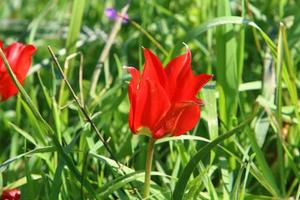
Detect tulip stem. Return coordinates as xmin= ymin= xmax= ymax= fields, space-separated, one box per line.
xmin=143 ymin=138 xmax=155 ymax=198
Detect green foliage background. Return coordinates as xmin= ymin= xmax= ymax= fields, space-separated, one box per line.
xmin=1 ymin=0 xmax=300 ymax=199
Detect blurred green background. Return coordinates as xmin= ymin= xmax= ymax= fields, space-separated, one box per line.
xmin=1 ymin=0 xmax=300 ymax=199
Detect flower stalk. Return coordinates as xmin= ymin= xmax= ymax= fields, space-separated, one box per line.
xmin=143 ymin=138 xmax=155 ymax=198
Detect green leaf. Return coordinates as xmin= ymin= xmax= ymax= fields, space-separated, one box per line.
xmin=172 ymin=109 xmax=257 ymax=200
xmin=8 ymin=122 xmax=37 ymax=146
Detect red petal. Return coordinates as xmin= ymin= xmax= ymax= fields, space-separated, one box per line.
xmin=164 ymin=49 xmax=191 ymax=99
xmin=142 ymin=48 xmax=167 ymax=89
xmin=1 ymin=188 xmax=21 ymax=200
xmin=182 ymin=73 xmax=213 ymax=101
xmin=165 ymin=49 xmax=212 ymax=101
xmin=152 ymin=101 xmax=200 ymax=138
xmin=127 ymin=67 xmax=141 ymax=133
xmin=0 ymin=43 xmax=36 ymax=101
xmin=172 ymin=104 xmax=200 ymax=136
xmin=165 ymin=49 xmax=191 ymax=79
xmin=130 ymin=77 xmax=170 ymax=134
xmin=0 ymin=73 xmax=19 ymax=101
xmin=0 ymin=41 xmax=5 ymax=78
xmin=141 ymin=79 xmax=170 ymax=131
xmin=5 ymin=43 xmax=36 ymax=83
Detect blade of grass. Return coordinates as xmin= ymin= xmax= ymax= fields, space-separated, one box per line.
xmin=0 ymin=146 xmax=55 ymax=171
xmin=48 ymin=46 xmax=120 ymax=168
xmin=231 ymin=163 xmax=245 ymax=200
xmin=27 ymin=0 xmax=57 ymax=43
xmin=0 ymin=47 xmax=99 ymax=200
xmin=98 ymin=171 xmax=173 ymax=199
xmin=65 ymin=0 xmax=86 ymax=57
xmin=48 ymin=46 xmax=143 ymax=199
xmin=89 ymin=4 xmax=129 ymax=97
xmin=281 ymin=24 xmax=300 ymax=145
xmin=215 ymin=0 xmax=238 ymax=129
xmin=8 ymin=122 xmax=37 ymax=146
xmin=172 ymin=104 xmax=259 ymax=200
xmin=175 ymin=16 xmax=277 ymax=56
xmin=215 ymin=2 xmax=238 ymax=197
xmin=2 ymin=175 xmax=42 ymax=190
xmin=217 ymin=140 xmax=282 ymax=196
xmin=201 ymin=84 xmax=218 ymax=165
xmin=275 ymin=22 xmax=285 ymax=195
xmin=51 ymin=129 xmax=81 ymax=200
xmin=130 ymin=20 xmax=168 ymax=56
xmin=59 ymin=0 xmax=86 ymax=119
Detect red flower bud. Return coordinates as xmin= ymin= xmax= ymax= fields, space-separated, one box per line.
xmin=0 ymin=41 xmax=36 ymax=101
xmin=127 ymin=48 xmax=212 ymax=139
xmin=1 ymin=188 xmax=21 ymax=200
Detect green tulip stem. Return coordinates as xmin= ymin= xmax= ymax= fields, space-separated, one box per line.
xmin=143 ymin=137 xmax=155 ymax=198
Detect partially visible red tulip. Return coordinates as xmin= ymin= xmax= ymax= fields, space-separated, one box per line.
xmin=0 ymin=41 xmax=36 ymax=101
xmin=1 ymin=188 xmax=21 ymax=200
xmin=128 ymin=48 xmax=212 ymax=139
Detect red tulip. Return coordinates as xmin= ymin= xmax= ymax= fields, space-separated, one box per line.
xmin=0 ymin=41 xmax=36 ymax=101
xmin=1 ymin=188 xmax=21 ymax=200
xmin=128 ymin=48 xmax=212 ymax=139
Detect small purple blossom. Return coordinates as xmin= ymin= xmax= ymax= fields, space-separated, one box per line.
xmin=122 ymin=13 xmax=129 ymax=23
xmin=105 ymin=7 xmax=128 ymax=24
xmin=105 ymin=8 xmax=117 ymax=20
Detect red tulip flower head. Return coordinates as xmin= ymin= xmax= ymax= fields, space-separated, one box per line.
xmin=1 ymin=188 xmax=21 ymax=200
xmin=0 ymin=41 xmax=36 ymax=101
xmin=127 ymin=48 xmax=212 ymax=139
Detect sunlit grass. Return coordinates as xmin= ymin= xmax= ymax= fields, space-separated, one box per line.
xmin=1 ymin=0 xmax=300 ymax=199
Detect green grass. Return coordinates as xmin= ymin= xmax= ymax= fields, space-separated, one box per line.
xmin=1 ymin=0 xmax=300 ymax=199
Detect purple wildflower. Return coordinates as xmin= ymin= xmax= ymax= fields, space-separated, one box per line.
xmin=105 ymin=7 xmax=129 ymax=23
xmin=122 ymin=13 xmax=129 ymax=23
xmin=105 ymin=8 xmax=118 ymax=20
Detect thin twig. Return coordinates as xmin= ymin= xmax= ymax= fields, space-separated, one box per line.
xmin=48 ymin=45 xmax=142 ymax=199
xmin=130 ymin=20 xmax=168 ymax=56
xmin=48 ymin=46 xmax=119 ymax=166
xmin=0 ymin=45 xmax=98 ymax=199
xmin=89 ymin=4 xmax=130 ymax=97
xmin=79 ymin=52 xmax=84 ymax=106
xmin=58 ymin=52 xmax=84 ymax=107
